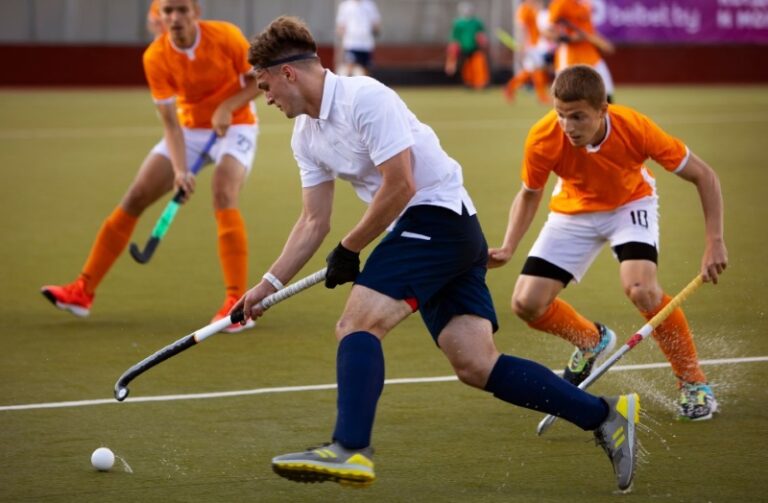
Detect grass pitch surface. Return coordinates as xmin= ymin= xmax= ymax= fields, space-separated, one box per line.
xmin=1 ymin=85 xmax=767 ymax=502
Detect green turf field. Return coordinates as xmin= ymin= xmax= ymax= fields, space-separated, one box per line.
xmin=1 ymin=85 xmax=767 ymax=502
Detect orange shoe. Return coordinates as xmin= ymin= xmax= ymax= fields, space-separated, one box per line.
xmin=41 ymin=278 xmax=93 ymax=318
xmin=211 ymin=296 xmax=255 ymax=334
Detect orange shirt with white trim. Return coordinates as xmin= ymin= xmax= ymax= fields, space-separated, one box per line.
xmin=143 ymin=20 xmax=256 ymax=128
xmin=517 ymin=3 xmax=540 ymax=47
xmin=522 ymin=104 xmax=689 ymax=214
xmin=549 ymin=0 xmax=600 ymax=66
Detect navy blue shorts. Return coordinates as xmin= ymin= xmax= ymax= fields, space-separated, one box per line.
xmin=355 ymin=205 xmax=499 ymax=343
xmin=344 ymin=49 xmax=373 ymax=68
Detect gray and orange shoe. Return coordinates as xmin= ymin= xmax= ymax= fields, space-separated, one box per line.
xmin=594 ymin=394 xmax=640 ymax=492
xmin=272 ymin=442 xmax=375 ymax=487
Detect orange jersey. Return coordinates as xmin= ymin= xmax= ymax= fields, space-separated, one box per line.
xmin=143 ymin=20 xmax=256 ymax=128
xmin=517 ymin=3 xmax=540 ymax=47
xmin=549 ymin=0 xmax=600 ymax=66
xmin=522 ymin=105 xmax=689 ymax=214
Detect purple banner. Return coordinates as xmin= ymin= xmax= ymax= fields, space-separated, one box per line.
xmin=591 ymin=0 xmax=768 ymax=44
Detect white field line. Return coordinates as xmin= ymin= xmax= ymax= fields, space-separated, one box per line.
xmin=1 ymin=113 xmax=766 ymax=140
xmin=1 ymin=356 xmax=766 ymax=412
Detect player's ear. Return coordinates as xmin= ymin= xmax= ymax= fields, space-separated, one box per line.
xmin=281 ymin=64 xmax=296 ymax=82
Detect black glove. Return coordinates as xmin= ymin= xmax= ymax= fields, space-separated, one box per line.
xmin=325 ymin=242 xmax=360 ymax=289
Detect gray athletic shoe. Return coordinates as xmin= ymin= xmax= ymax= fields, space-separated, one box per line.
xmin=563 ymin=323 xmax=617 ymax=386
xmin=271 ymin=442 xmax=375 ymax=487
xmin=594 ymin=394 xmax=640 ymax=492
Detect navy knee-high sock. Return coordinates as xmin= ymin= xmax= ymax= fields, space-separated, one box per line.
xmin=484 ymin=354 xmax=608 ymax=430
xmin=332 ymin=331 xmax=385 ymax=449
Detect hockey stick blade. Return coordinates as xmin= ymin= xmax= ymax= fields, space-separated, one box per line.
xmin=113 ymin=267 xmax=327 ymax=401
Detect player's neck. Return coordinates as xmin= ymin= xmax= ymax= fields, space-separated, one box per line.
xmin=589 ymin=118 xmax=608 ymax=147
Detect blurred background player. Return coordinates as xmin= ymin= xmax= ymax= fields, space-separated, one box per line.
xmin=335 ymin=0 xmax=381 ymax=76
xmin=503 ymin=0 xmax=552 ymax=104
xmin=146 ymin=0 xmax=164 ymax=37
xmin=445 ymin=2 xmax=490 ymax=90
xmin=41 ymin=0 xmax=261 ymax=333
xmin=546 ymin=0 xmax=616 ymax=102
xmin=241 ymin=16 xmax=639 ymax=492
xmin=489 ymin=65 xmax=727 ymax=421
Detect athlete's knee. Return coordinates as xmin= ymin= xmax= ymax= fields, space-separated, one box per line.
xmin=121 ymin=185 xmax=157 ymax=215
xmin=453 ymin=357 xmax=494 ymax=389
xmin=625 ymin=282 xmax=662 ymax=312
xmin=335 ymin=316 xmax=387 ymax=341
xmin=511 ymin=291 xmax=546 ymax=321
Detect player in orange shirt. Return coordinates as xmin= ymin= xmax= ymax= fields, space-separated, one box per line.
xmin=41 ymin=0 xmax=262 ymax=333
xmin=489 ymin=65 xmax=728 ymax=421
xmin=546 ymin=0 xmax=615 ymax=102
xmin=503 ymin=0 xmax=551 ymax=104
xmin=146 ymin=0 xmax=164 ymax=37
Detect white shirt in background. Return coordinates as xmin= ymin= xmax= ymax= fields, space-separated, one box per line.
xmin=336 ymin=0 xmax=381 ymax=51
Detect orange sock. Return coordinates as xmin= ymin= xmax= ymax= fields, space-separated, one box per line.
xmin=79 ymin=206 xmax=138 ymax=295
xmin=532 ymin=69 xmax=550 ymax=103
xmin=505 ymin=70 xmax=531 ymax=99
xmin=527 ymin=298 xmax=600 ymax=349
xmin=642 ymin=294 xmax=707 ymax=384
xmin=215 ymin=208 xmax=248 ymax=299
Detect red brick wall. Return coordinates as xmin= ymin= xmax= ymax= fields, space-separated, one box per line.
xmin=1 ymin=43 xmax=766 ymax=86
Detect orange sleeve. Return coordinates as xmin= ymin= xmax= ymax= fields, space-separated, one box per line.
xmin=142 ymin=43 xmax=175 ymax=102
xmin=639 ymin=113 xmax=689 ymax=172
xmin=222 ymin=22 xmax=253 ymax=76
xmin=522 ymin=112 xmax=560 ymax=190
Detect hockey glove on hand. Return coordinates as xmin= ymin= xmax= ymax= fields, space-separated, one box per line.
xmin=325 ymin=242 xmax=360 ymax=288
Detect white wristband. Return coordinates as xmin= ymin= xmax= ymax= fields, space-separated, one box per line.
xmin=262 ymin=272 xmax=284 ymax=291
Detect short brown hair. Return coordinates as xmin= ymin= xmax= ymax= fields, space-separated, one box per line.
xmin=551 ymin=65 xmax=606 ymax=110
xmin=248 ymin=16 xmax=318 ymax=69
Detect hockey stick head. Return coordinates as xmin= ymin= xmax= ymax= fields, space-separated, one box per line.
xmin=129 ymin=237 xmax=159 ymax=264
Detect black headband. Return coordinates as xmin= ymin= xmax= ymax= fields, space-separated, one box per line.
xmin=254 ymin=52 xmax=318 ymax=70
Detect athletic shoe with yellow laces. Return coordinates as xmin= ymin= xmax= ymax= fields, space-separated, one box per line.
xmin=211 ymin=296 xmax=255 ymax=334
xmin=594 ymin=394 xmax=640 ymax=492
xmin=563 ymin=322 xmax=616 ymax=386
xmin=272 ymin=442 xmax=375 ymax=487
xmin=678 ymin=382 xmax=718 ymax=421
xmin=41 ymin=278 xmax=94 ymax=318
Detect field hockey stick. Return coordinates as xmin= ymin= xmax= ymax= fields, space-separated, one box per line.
xmin=129 ymin=131 xmax=218 ymax=264
xmin=536 ymin=274 xmax=704 ymax=436
xmin=495 ymin=28 xmax=518 ymax=51
xmin=114 ymin=267 xmax=327 ymax=401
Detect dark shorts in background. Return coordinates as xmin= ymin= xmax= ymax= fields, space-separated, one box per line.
xmin=355 ymin=205 xmax=498 ymax=343
xmin=344 ymin=49 xmax=373 ymax=69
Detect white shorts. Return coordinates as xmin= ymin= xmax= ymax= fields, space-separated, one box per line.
xmin=150 ymin=124 xmax=259 ymax=174
xmin=528 ymin=196 xmax=659 ymax=283
xmin=522 ymin=47 xmax=547 ymax=72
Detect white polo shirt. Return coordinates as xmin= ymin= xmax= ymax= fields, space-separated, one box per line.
xmin=291 ymin=71 xmax=476 ymax=221
xmin=336 ymin=0 xmax=381 ymax=52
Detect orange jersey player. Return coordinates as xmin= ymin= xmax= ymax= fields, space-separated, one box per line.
xmin=146 ymin=0 xmax=164 ymax=37
xmin=489 ymin=65 xmax=727 ymax=421
xmin=41 ymin=0 xmax=262 ymax=334
xmin=504 ymin=0 xmax=550 ymax=104
xmin=547 ymin=0 xmax=616 ymax=101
